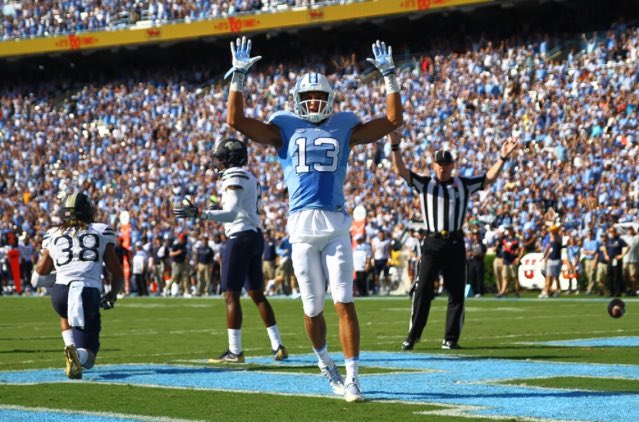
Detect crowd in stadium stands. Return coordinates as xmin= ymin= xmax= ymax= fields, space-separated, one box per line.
xmin=0 ymin=14 xmax=638 ymax=298
xmin=0 ymin=0 xmax=361 ymax=40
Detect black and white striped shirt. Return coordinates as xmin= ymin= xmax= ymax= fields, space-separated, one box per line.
xmin=409 ymin=171 xmax=485 ymax=233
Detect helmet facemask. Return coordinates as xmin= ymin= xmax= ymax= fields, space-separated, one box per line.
xmin=294 ymin=73 xmax=335 ymax=123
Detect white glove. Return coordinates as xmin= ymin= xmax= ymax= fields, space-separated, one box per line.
xmin=224 ymin=36 xmax=262 ymax=80
xmin=366 ymin=40 xmax=396 ymax=76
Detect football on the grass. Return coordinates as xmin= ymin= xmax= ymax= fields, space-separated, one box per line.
xmin=607 ymin=298 xmax=625 ymax=319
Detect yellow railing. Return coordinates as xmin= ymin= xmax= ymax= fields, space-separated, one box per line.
xmin=0 ymin=0 xmax=491 ymax=58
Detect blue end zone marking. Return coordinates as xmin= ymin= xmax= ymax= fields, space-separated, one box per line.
xmin=2 ymin=352 xmax=639 ymax=422
xmin=532 ymin=336 xmax=639 ymax=347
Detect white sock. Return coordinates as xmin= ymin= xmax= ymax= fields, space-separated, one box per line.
xmin=266 ymin=325 xmax=282 ymax=351
xmin=313 ymin=344 xmax=333 ymax=368
xmin=345 ymin=356 xmax=359 ymax=382
xmin=61 ymin=329 xmax=75 ymax=347
xmin=76 ymin=348 xmax=89 ymax=365
xmin=228 ymin=329 xmax=242 ymax=355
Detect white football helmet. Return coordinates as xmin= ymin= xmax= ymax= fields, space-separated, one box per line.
xmin=293 ymin=72 xmax=335 ymax=123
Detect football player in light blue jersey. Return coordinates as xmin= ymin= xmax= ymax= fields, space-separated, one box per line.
xmin=225 ymin=37 xmax=402 ymax=402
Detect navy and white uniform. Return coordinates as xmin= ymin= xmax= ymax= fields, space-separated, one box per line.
xmin=45 ymin=223 xmax=116 ymax=352
xmin=202 ymin=167 xmax=263 ymax=292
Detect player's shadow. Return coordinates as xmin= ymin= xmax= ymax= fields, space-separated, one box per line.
xmin=0 ymin=347 xmax=121 ymax=354
xmin=98 ymin=366 xmax=229 ymax=380
xmin=0 ymin=336 xmax=61 ymax=341
xmin=0 ymin=348 xmax=72 ymax=354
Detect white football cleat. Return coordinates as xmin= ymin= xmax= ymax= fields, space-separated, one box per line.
xmin=320 ymin=362 xmax=344 ymax=395
xmin=344 ymin=377 xmax=364 ymax=402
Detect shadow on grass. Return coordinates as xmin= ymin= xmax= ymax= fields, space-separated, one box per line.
xmin=98 ymin=366 xmax=230 ymax=380
xmin=0 ymin=337 xmax=61 ymax=341
xmin=0 ymin=348 xmax=121 ymax=354
xmin=96 ymin=364 xmax=412 ymax=381
xmin=0 ymin=349 xmax=63 ymax=354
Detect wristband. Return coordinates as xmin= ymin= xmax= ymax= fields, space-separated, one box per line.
xmin=383 ymin=74 xmax=399 ymax=94
xmin=500 ymin=155 xmax=508 ymax=161
xmin=229 ymin=71 xmax=245 ymax=92
xmin=391 ymin=144 xmax=400 ymax=151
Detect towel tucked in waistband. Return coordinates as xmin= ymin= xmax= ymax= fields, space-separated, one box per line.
xmin=67 ymin=282 xmax=85 ymax=328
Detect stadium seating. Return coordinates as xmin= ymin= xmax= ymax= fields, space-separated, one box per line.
xmin=0 ymin=2 xmax=637 ymax=272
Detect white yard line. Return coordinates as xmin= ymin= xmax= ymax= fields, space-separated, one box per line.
xmin=0 ymin=404 xmax=205 ymax=422
xmin=415 ymin=404 xmax=583 ymax=422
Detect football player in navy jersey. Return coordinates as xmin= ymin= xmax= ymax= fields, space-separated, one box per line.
xmin=32 ymin=193 xmax=124 ymax=379
xmin=174 ymin=138 xmax=288 ymax=363
xmin=225 ymin=37 xmax=402 ymax=402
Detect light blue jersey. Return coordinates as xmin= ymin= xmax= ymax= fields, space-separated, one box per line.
xmin=269 ymin=110 xmax=361 ymax=214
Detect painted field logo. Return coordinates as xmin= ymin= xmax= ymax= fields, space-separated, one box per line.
xmin=1 ymin=351 xmax=638 ymax=421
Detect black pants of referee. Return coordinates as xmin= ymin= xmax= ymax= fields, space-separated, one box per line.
xmin=406 ymin=235 xmax=466 ymax=344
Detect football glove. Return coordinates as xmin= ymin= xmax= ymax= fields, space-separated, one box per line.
xmin=173 ymin=197 xmax=200 ymax=219
xmin=100 ymin=292 xmax=116 ymax=310
xmin=224 ymin=36 xmax=262 ymax=79
xmin=366 ymin=40 xmax=396 ymax=76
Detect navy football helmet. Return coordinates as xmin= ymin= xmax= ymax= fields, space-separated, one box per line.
xmin=60 ymin=192 xmax=95 ymax=223
xmin=213 ymin=138 xmax=248 ymax=170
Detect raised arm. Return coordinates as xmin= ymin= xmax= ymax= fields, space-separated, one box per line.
xmin=350 ymin=41 xmax=403 ymax=147
xmin=485 ymin=137 xmax=518 ymax=186
xmin=225 ymin=37 xmax=282 ymax=148
xmin=389 ymin=130 xmax=411 ymax=183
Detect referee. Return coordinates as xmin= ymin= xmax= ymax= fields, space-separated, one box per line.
xmin=390 ymin=130 xmax=517 ymax=350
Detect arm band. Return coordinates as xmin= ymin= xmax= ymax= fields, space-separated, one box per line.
xmin=31 ymin=271 xmax=56 ymax=289
xmin=229 ymin=72 xmax=245 ymax=92
xmin=384 ymin=74 xmax=400 ymax=94
xmin=391 ymin=144 xmax=400 ymax=152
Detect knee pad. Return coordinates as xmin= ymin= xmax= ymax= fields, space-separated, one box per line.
xmin=83 ymin=353 xmax=96 ymax=369
xmin=302 ymin=295 xmax=325 ymax=318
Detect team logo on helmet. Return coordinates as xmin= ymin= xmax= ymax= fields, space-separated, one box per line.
xmin=213 ymin=138 xmax=248 ymax=170
xmin=294 ymin=72 xmax=335 ymax=123
xmin=60 ymin=192 xmax=95 ymax=223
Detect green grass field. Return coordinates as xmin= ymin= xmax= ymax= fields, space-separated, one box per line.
xmin=0 ymin=293 xmax=637 ymax=421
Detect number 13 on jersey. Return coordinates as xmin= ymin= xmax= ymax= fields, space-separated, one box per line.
xmin=294 ymin=137 xmax=340 ymax=173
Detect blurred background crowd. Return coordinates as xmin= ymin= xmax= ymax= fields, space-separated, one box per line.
xmin=0 ymin=0 xmax=637 ymax=297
